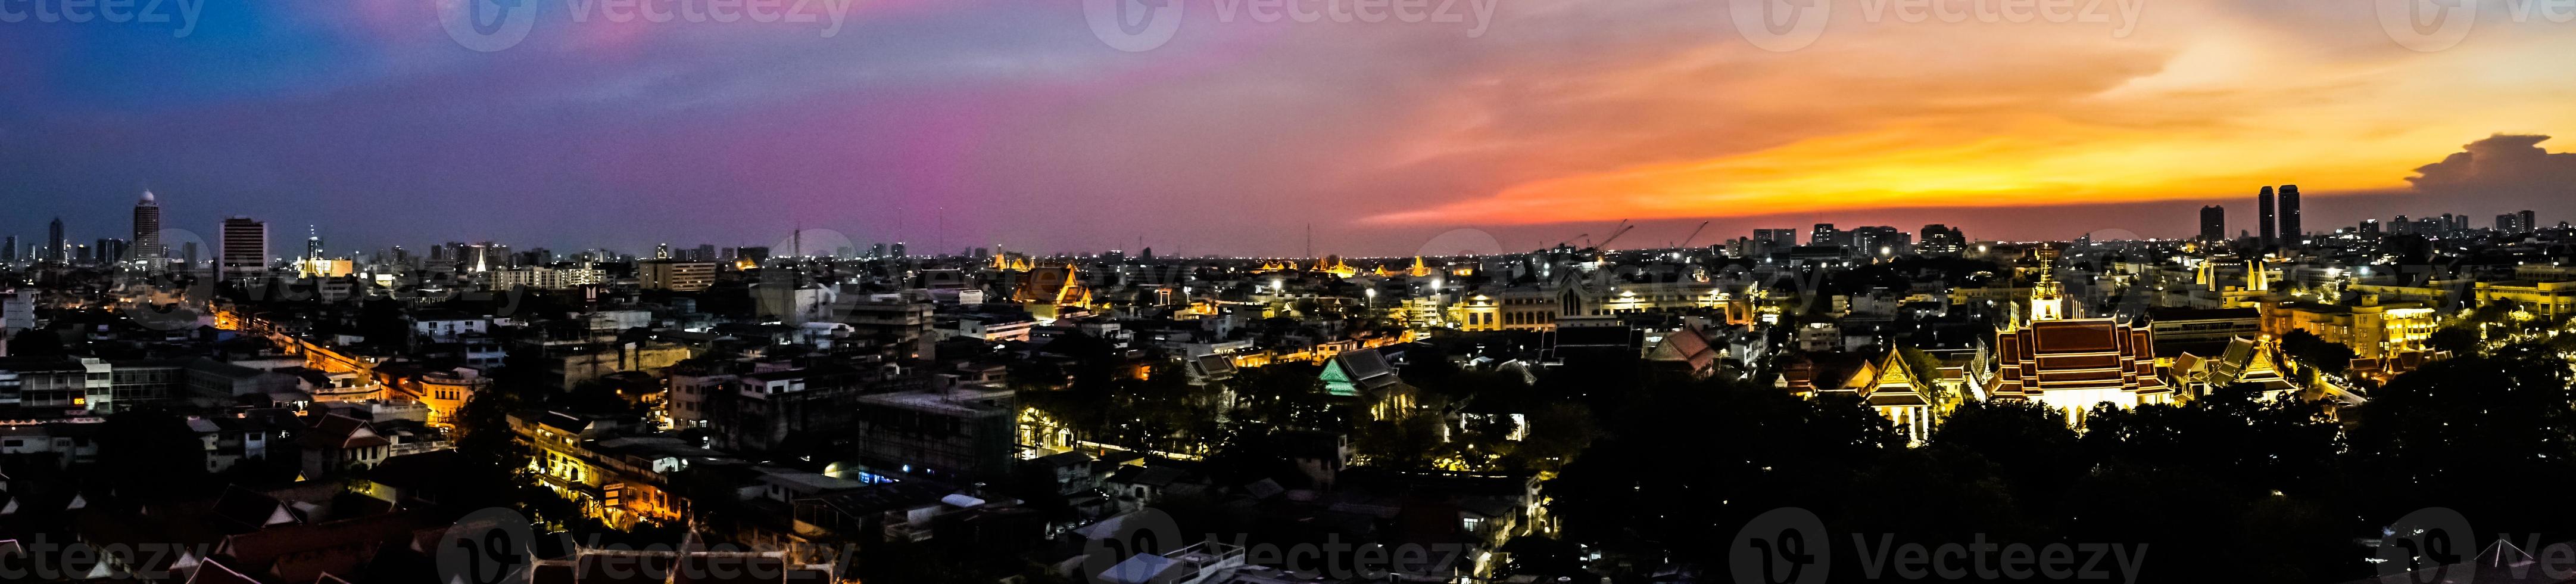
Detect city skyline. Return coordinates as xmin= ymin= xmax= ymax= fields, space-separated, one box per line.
xmin=6 ymin=185 xmax=2563 ymax=260
xmin=9 ymin=2 xmax=2576 ymax=254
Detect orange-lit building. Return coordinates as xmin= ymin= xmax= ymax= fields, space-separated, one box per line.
xmin=1984 ymin=245 xmax=2172 ymax=423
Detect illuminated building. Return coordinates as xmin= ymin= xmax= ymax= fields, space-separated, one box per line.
xmin=131 ymin=191 xmax=161 ymax=271
xmin=638 ymin=259 xmax=716 ymax=291
xmin=1311 ymin=254 xmax=1358 ymax=278
xmin=2167 ymin=336 xmax=2293 ymax=400
xmin=1986 ymin=245 xmax=2172 ymax=421
xmin=1012 ymin=263 xmax=1096 ymax=322
xmin=2472 ymin=279 xmax=2576 ymax=319
xmin=1782 ymin=350 xmax=1942 ymax=444
xmin=219 ymin=216 xmax=268 ymax=281
xmin=1455 ymin=294 xmax=1501 ymax=331
xmin=2278 ymin=185 xmax=2301 ymax=246
xmin=1918 ymin=224 xmax=1966 ymax=256
xmin=2262 ymin=300 xmax=2437 ymax=359
xmin=2257 ymin=186 xmax=2276 ymax=247
xmin=2027 ymin=246 xmax=2069 ymax=322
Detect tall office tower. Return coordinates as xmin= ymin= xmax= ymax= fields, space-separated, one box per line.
xmin=1810 ymin=223 xmax=1839 ymax=247
xmin=2360 ymin=219 xmax=2381 ymax=239
xmin=95 ymin=238 xmax=127 ymax=265
xmin=181 ymin=242 xmax=199 ymax=270
xmin=2 ymin=236 xmax=14 ymax=262
xmin=220 ymin=216 xmax=269 ymax=281
xmin=46 ymin=218 xmax=65 ymax=263
xmin=2276 ymin=185 xmax=2301 ymax=246
xmin=2499 ymin=213 xmax=2525 ymax=233
xmin=2199 ymin=206 xmax=2226 ymax=243
xmin=2256 ymin=187 xmax=2277 ymax=247
xmin=305 ymin=226 xmax=325 ymax=262
xmin=131 ymin=190 xmax=162 ymax=271
xmin=2521 ymin=210 xmax=2538 ymax=232
xmin=695 ymin=244 xmax=716 ymax=262
xmin=1749 ymin=228 xmax=1799 ymax=255
xmin=890 ymin=242 xmax=907 ymax=257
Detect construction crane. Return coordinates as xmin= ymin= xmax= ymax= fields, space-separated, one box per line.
xmin=1580 ymin=223 xmax=1636 ymax=253
xmin=1674 ymin=220 xmax=1711 ymax=249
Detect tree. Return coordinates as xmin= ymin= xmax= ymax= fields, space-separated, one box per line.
xmin=2276 ymin=330 xmax=2356 ymax=375
xmin=94 ymin=410 xmax=214 ymax=502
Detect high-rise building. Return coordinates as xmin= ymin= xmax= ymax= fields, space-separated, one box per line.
xmin=220 ymin=216 xmax=270 ymax=281
xmin=95 ymin=238 xmax=127 ymax=265
xmin=46 ymin=218 xmax=66 ymax=263
xmin=1810 ymin=223 xmax=1840 ymax=247
xmin=1918 ymin=225 xmax=1966 ymax=255
xmin=2359 ymin=219 xmax=2381 ymax=239
xmin=639 ymin=259 xmax=717 ymax=291
xmin=2277 ymin=185 xmax=2301 ymax=246
xmin=132 ymin=190 xmax=162 ymax=271
xmin=2521 ymin=210 xmax=2538 ymax=233
xmin=2499 ymin=213 xmax=2525 ymax=233
xmin=2256 ymin=187 xmax=2276 ymax=247
xmin=2 ymin=236 xmax=14 ymax=262
xmin=2199 ymin=206 xmax=2225 ymax=243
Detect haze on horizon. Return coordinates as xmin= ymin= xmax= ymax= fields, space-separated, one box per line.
xmin=4 ymin=0 xmax=2575 ymax=257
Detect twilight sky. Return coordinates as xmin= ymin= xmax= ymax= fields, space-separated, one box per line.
xmin=5 ymin=0 xmax=2576 ymax=257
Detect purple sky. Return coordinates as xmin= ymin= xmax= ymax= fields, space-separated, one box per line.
xmin=5 ymin=0 xmax=2572 ymax=258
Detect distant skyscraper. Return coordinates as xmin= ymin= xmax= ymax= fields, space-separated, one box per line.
xmin=2199 ymin=206 xmax=2225 ymax=243
xmin=46 ymin=218 xmax=65 ymax=263
xmin=890 ymin=242 xmax=907 ymax=257
xmin=2522 ymin=210 xmax=2538 ymax=232
xmin=1810 ymin=223 xmax=1839 ymax=247
xmin=2277 ymin=185 xmax=2301 ymax=246
xmin=220 ymin=216 xmax=269 ymax=281
xmin=2499 ymin=213 xmax=2524 ymax=233
xmin=2359 ymin=219 xmax=2381 ymax=239
xmin=305 ymin=226 xmax=325 ymax=262
xmin=132 ymin=190 xmax=162 ymax=271
xmin=2256 ymin=187 xmax=2276 ymax=247
xmin=1 ymin=236 xmax=14 ymax=262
